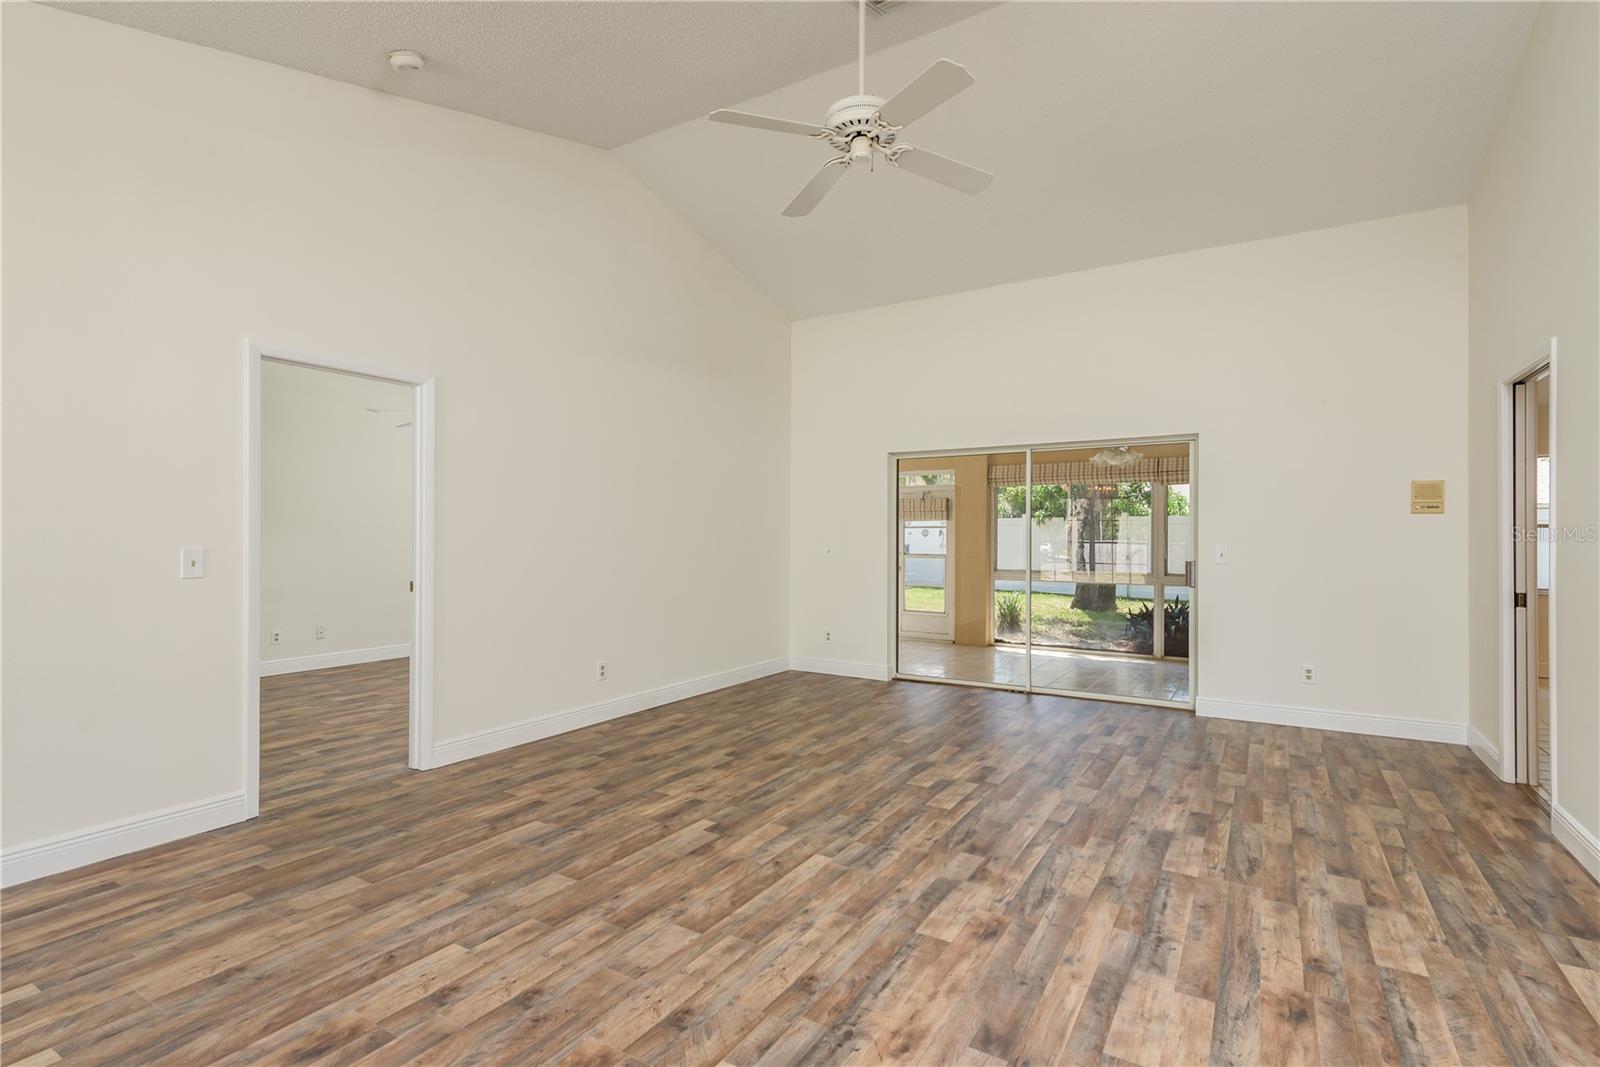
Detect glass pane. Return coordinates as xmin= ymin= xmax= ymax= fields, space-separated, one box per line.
xmin=993 ymin=483 xmax=1028 ymax=645
xmin=904 ymin=556 xmax=946 ymax=612
xmin=1163 ymin=472 xmax=1196 ymax=700
xmin=900 ymin=471 xmax=956 ymax=486
xmin=1155 ymin=585 xmax=1193 ymax=702
xmin=1028 ymin=445 xmax=1191 ymax=705
xmin=1029 ymin=474 xmax=1153 ymax=654
xmin=1160 ymin=589 xmax=1192 ymax=662
xmin=903 ymin=521 xmax=947 ymax=555
xmin=1166 ymin=483 xmax=1192 ymax=575
xmin=897 ymin=452 xmax=1029 ymax=688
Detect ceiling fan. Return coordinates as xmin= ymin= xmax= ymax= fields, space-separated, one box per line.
xmin=708 ymin=0 xmax=992 ymax=216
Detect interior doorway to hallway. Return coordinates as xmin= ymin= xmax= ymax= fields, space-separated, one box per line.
xmin=892 ymin=436 xmax=1197 ymax=709
xmin=257 ymin=359 xmax=414 ymax=810
xmin=1510 ymin=362 xmax=1553 ymax=807
xmin=247 ymin=346 xmax=437 ymax=819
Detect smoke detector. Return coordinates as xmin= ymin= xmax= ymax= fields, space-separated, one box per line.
xmin=387 ymin=50 xmax=425 ymax=72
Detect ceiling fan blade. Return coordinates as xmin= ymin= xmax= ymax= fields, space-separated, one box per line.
xmin=891 ymin=146 xmax=992 ymax=195
xmin=709 ymin=109 xmax=827 ymax=137
xmin=878 ymin=59 xmax=974 ymax=127
xmin=783 ymin=159 xmax=849 ymax=217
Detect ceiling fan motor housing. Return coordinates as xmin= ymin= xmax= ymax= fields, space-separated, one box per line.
xmin=705 ymin=52 xmax=988 ymax=213
xmin=825 ymin=95 xmax=898 ymax=153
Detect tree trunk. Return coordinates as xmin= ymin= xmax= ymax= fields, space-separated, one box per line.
xmin=1072 ymin=582 xmax=1117 ymax=611
xmin=1071 ymin=490 xmax=1116 ymax=611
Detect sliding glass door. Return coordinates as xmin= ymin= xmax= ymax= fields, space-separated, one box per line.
xmin=894 ymin=437 xmax=1195 ymax=708
xmin=896 ymin=456 xmax=1028 ymax=687
xmin=1027 ymin=442 xmax=1192 ymax=704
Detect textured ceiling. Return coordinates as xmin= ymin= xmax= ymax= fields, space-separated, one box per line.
xmin=619 ymin=1 xmax=1535 ymax=316
xmin=49 ymin=1 xmax=992 ymax=148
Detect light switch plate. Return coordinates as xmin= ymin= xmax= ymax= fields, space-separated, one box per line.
xmin=180 ymin=547 xmax=206 ymax=579
xmin=1213 ymin=544 xmax=1229 ymax=564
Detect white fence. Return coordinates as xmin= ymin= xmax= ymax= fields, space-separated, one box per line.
xmin=995 ymin=516 xmax=1191 ymax=576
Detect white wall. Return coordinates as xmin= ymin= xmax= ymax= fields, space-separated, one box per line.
xmin=1 ymin=5 xmax=790 ymax=856
xmin=1466 ymin=2 xmax=1599 ymax=868
xmin=261 ymin=362 xmax=413 ymax=667
xmin=791 ymin=208 xmax=1470 ymax=732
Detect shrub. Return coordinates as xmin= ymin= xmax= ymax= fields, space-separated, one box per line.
xmin=1123 ymin=598 xmax=1190 ymax=657
xmin=995 ymin=591 xmax=1024 ymax=631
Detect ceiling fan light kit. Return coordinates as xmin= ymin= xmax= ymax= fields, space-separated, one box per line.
xmin=707 ymin=0 xmax=992 ymax=216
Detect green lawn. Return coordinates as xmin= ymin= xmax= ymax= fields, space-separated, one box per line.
xmin=1013 ymin=590 xmax=1151 ymax=650
xmin=905 ymin=586 xmax=1152 ymax=651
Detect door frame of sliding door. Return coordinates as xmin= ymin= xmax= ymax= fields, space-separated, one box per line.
xmin=888 ymin=433 xmax=1198 ymax=710
xmin=896 ymin=483 xmax=957 ymax=641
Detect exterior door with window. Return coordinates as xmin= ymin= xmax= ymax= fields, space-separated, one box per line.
xmin=898 ymin=487 xmax=954 ymax=639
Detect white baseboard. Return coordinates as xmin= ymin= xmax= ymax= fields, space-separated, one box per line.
xmin=1553 ymin=803 xmax=1600 ymax=881
xmin=260 ymin=643 xmax=410 ymax=677
xmin=1195 ymin=697 xmax=1469 ymax=745
xmin=431 ymin=658 xmax=791 ymax=767
xmin=1 ymin=792 xmax=249 ymax=888
xmin=787 ymin=657 xmax=891 ymax=681
xmin=1468 ymin=725 xmax=1505 ymax=777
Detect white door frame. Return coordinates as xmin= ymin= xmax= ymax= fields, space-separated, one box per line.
xmin=245 ymin=340 xmax=437 ymax=818
xmin=1497 ymin=339 xmax=1556 ymax=791
xmin=897 ymin=484 xmax=956 ymax=640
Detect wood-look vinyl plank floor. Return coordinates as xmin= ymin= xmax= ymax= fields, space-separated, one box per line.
xmin=3 ymin=660 xmax=1597 ymax=1065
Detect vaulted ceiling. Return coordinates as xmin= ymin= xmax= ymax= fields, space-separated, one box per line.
xmin=619 ymin=2 xmax=1535 ymax=316
xmin=53 ymin=1 xmax=1536 ymax=317
xmin=50 ymin=1 xmax=992 ymax=148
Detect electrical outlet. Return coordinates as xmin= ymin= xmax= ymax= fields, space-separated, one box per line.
xmin=825 ymin=630 xmax=832 ymax=643
xmin=597 ymin=661 xmax=609 ymax=682
xmin=1301 ymin=664 xmax=1317 ymax=685
xmin=270 ymin=629 xmax=282 ymax=646
xmin=315 ymin=625 xmax=326 ymax=641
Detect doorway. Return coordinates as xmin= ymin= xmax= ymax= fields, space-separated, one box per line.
xmin=892 ymin=436 xmax=1196 ymax=708
xmin=246 ymin=344 xmax=436 ymax=819
xmin=1510 ymin=361 xmax=1553 ymax=806
xmin=898 ymin=471 xmax=955 ymax=641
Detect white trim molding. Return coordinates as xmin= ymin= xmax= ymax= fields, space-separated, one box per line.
xmin=409 ymin=379 xmax=437 ymax=771
xmin=788 ymin=657 xmax=892 ymax=681
xmin=1 ymin=792 xmax=248 ymax=888
xmin=1196 ymin=697 xmax=1469 ymax=745
xmin=1469 ymin=725 xmax=1506 ymax=778
xmin=432 ymin=658 xmax=792 ymax=767
xmin=260 ymin=644 xmax=411 ymax=677
xmin=1498 ymin=341 xmax=1557 ymax=785
xmin=1553 ymin=804 xmax=1600 ymax=881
